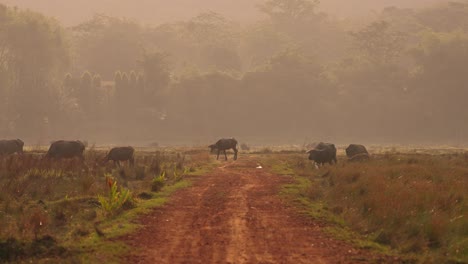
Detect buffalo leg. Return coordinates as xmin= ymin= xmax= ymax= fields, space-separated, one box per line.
xmin=216 ymin=150 xmax=220 ymax=160
xmin=233 ymin=148 xmax=238 ymax=160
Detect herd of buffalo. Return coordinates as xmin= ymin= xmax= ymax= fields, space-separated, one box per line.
xmin=0 ymin=139 xmax=134 ymax=166
xmin=0 ymin=138 xmax=369 ymax=166
xmin=306 ymin=142 xmax=370 ymax=165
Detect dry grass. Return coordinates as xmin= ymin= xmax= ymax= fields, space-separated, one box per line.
xmin=0 ymin=148 xmax=207 ymax=262
xmin=285 ymin=150 xmax=468 ymax=263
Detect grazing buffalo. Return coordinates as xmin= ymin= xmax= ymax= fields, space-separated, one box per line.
xmin=209 ymin=138 xmax=238 ymax=160
xmin=0 ymin=139 xmax=24 ymax=155
xmin=45 ymin=140 xmax=86 ymax=160
xmin=307 ymin=142 xmax=337 ymax=166
xmin=103 ymin=146 xmax=135 ymax=167
xmin=346 ymin=144 xmax=369 ymax=161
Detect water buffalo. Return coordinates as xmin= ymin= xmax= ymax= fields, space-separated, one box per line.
xmin=103 ymin=146 xmax=135 ymax=167
xmin=346 ymin=144 xmax=369 ymax=161
xmin=209 ymin=138 xmax=238 ymax=160
xmin=307 ymin=142 xmax=337 ymax=166
xmin=0 ymin=139 xmax=24 ymax=155
xmin=45 ymin=140 xmax=86 ymax=160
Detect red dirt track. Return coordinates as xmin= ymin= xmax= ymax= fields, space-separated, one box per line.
xmin=121 ymin=157 xmax=394 ymax=264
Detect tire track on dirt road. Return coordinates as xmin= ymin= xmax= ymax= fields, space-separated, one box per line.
xmin=121 ymin=156 xmax=395 ymax=264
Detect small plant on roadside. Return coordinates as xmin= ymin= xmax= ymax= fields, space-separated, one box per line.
xmin=171 ymin=165 xmax=188 ymax=183
xmin=98 ymin=175 xmax=132 ymax=216
xmin=151 ymin=171 xmax=165 ymax=192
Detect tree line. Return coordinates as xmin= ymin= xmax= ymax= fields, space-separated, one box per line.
xmin=1 ymin=1 xmax=468 ymax=145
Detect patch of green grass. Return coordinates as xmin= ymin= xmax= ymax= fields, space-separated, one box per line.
xmin=187 ymin=162 xmax=218 ymax=176
xmin=260 ymin=155 xmax=295 ymax=175
xmin=73 ymin=179 xmax=192 ymax=261
xmin=75 ymin=239 xmax=130 ymax=264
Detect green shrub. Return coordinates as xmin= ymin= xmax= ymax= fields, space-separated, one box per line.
xmin=98 ymin=175 xmax=132 ymax=216
xmin=151 ymin=171 xmax=165 ymax=192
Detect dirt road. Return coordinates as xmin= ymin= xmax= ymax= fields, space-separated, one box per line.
xmin=121 ymin=157 xmax=393 ymax=264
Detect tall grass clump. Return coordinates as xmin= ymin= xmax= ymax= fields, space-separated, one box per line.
xmin=289 ymin=153 xmax=468 ymax=262
xmin=151 ymin=171 xmax=166 ymax=192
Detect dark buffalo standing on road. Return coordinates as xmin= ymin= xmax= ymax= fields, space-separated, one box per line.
xmin=307 ymin=142 xmax=337 ymax=166
xmin=103 ymin=146 xmax=135 ymax=167
xmin=0 ymin=139 xmax=24 ymax=155
xmin=346 ymin=144 xmax=369 ymax=161
xmin=209 ymin=138 xmax=238 ymax=160
xmin=45 ymin=140 xmax=86 ymax=160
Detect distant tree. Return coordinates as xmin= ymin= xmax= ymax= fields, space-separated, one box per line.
xmin=63 ymin=73 xmax=80 ymax=99
xmin=258 ymin=0 xmax=319 ymax=24
xmin=129 ymin=71 xmax=137 ymax=89
xmin=147 ymin=12 xmax=242 ymax=72
xmin=121 ymin=72 xmax=129 ymax=87
xmin=188 ymin=12 xmax=242 ymax=71
xmin=350 ymin=21 xmax=406 ymax=65
xmin=256 ymin=0 xmax=347 ymax=64
xmin=410 ymin=30 xmax=468 ymax=137
xmin=121 ymin=72 xmax=130 ymax=102
xmin=114 ymin=70 xmax=124 ymax=106
xmin=79 ymin=71 xmax=93 ymax=113
xmin=81 ymin=71 xmax=93 ymax=89
xmin=0 ymin=5 xmax=70 ymax=136
xmin=73 ymin=15 xmax=142 ymax=79
xmin=416 ymin=1 xmax=468 ymax=32
xmin=64 ymin=73 xmax=73 ymax=88
xmin=92 ymin=74 xmax=102 ymax=89
xmin=241 ymin=23 xmax=292 ymax=68
xmin=114 ymin=71 xmax=123 ymax=86
xmin=136 ymin=73 xmax=145 ymax=101
xmin=139 ymin=51 xmax=170 ymax=99
xmin=126 ymin=71 xmax=138 ymax=105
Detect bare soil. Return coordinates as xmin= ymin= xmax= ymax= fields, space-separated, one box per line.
xmin=121 ymin=156 xmax=396 ymax=264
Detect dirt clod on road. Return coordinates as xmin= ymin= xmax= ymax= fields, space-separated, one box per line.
xmin=121 ymin=157 xmax=393 ymax=264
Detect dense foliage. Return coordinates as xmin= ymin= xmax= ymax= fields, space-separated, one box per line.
xmin=1 ymin=1 xmax=468 ymax=144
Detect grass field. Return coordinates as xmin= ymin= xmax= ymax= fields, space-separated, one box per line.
xmin=0 ymin=147 xmax=213 ymax=262
xmin=1 ymin=146 xmax=467 ymax=263
xmin=261 ymin=147 xmax=468 ymax=263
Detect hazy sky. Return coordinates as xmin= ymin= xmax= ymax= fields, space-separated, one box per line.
xmin=1 ymin=0 xmax=443 ymax=25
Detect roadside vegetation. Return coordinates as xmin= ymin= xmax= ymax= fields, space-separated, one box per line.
xmin=0 ymin=148 xmax=213 ymax=262
xmin=262 ymin=148 xmax=468 ymax=263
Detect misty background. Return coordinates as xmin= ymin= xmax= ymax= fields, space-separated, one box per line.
xmin=0 ymin=0 xmax=467 ymax=146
